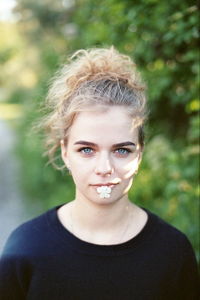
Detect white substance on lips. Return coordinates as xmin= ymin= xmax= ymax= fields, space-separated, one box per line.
xmin=96 ymin=186 xmax=112 ymax=198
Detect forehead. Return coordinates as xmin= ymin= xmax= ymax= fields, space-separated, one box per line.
xmin=68 ymin=106 xmax=139 ymax=144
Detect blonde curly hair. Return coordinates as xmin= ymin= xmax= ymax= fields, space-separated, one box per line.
xmin=42 ymin=46 xmax=147 ymax=169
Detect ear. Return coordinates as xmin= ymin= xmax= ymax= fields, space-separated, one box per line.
xmin=60 ymin=139 xmax=70 ymax=168
xmin=134 ymin=149 xmax=143 ymax=174
xmin=137 ymin=149 xmax=143 ymax=164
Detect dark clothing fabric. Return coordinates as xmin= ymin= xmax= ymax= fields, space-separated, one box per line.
xmin=0 ymin=205 xmax=199 ymax=300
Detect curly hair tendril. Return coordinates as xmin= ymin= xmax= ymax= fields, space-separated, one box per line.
xmin=41 ymin=46 xmax=148 ymax=169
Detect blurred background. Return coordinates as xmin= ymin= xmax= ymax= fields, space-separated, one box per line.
xmin=0 ymin=0 xmax=199 ymax=262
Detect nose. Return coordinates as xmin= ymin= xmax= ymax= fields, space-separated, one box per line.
xmin=94 ymin=152 xmax=114 ymax=176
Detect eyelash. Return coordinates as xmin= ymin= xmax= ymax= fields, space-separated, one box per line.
xmin=79 ymin=147 xmax=93 ymax=155
xmin=115 ymin=148 xmax=132 ymax=155
xmin=78 ymin=147 xmax=132 ymax=156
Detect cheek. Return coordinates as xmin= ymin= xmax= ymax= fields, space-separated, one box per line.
xmin=70 ymin=157 xmax=94 ymax=170
xmin=69 ymin=168 xmax=86 ymax=189
xmin=120 ymin=158 xmax=140 ymax=179
xmin=69 ymin=156 xmax=94 ymax=179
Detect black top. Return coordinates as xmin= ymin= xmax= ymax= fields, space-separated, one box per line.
xmin=0 ymin=205 xmax=199 ymax=300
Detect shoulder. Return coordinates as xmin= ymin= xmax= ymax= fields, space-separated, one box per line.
xmin=1 ymin=206 xmax=58 ymax=257
xmin=149 ymin=212 xmax=200 ymax=297
xmin=146 ymin=208 xmax=198 ymax=265
xmin=147 ymin=208 xmax=191 ymax=243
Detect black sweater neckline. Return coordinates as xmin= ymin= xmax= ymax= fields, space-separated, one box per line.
xmin=46 ymin=204 xmax=158 ymax=256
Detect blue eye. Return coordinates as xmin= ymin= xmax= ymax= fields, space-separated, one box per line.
xmin=80 ymin=147 xmax=93 ymax=155
xmin=115 ymin=148 xmax=131 ymax=156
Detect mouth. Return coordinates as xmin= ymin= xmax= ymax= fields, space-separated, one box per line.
xmin=90 ymin=183 xmax=118 ymax=187
xmin=90 ymin=183 xmax=120 ymax=199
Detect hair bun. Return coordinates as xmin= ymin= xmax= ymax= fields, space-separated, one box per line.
xmin=65 ymin=46 xmax=145 ymax=95
xmin=43 ymin=46 xmax=147 ymax=169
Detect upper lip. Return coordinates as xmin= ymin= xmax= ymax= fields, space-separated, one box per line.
xmin=91 ymin=183 xmax=118 ymax=186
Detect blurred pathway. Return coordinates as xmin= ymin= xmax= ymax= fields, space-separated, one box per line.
xmin=0 ymin=119 xmax=28 ymax=254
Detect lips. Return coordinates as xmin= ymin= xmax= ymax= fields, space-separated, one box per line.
xmin=90 ymin=183 xmax=118 ymax=187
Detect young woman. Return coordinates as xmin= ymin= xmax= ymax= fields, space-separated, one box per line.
xmin=0 ymin=47 xmax=199 ymax=299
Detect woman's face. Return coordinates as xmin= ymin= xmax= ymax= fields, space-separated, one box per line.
xmin=61 ymin=106 xmax=142 ymax=205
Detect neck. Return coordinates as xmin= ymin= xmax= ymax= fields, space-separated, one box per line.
xmin=58 ymin=193 xmax=147 ymax=245
xmin=69 ymin=195 xmax=134 ymax=245
xmin=72 ymin=192 xmax=132 ymax=233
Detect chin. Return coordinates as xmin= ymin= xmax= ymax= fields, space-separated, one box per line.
xmin=89 ymin=193 xmax=123 ymax=206
xmin=92 ymin=199 xmax=117 ymax=206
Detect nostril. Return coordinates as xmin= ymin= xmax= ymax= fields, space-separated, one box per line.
xmin=95 ymin=166 xmax=114 ymax=176
xmin=94 ymin=155 xmax=114 ymax=175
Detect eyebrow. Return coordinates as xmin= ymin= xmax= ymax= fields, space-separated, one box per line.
xmin=74 ymin=141 xmax=136 ymax=147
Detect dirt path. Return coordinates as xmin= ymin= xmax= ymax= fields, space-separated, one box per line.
xmin=0 ymin=120 xmax=29 ymax=254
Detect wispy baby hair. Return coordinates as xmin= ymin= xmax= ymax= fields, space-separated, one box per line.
xmin=42 ymin=46 xmax=147 ymax=169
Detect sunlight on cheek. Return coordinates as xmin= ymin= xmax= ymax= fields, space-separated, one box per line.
xmin=123 ymin=178 xmax=134 ymax=194
xmin=123 ymin=158 xmax=140 ymax=179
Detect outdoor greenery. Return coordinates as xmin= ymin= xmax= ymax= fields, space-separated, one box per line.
xmin=0 ymin=0 xmax=199 ymax=261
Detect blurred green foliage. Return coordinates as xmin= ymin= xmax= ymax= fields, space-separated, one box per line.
xmin=0 ymin=0 xmax=199 ymax=261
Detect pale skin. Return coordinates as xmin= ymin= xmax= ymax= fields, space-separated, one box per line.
xmin=58 ymin=105 xmax=148 ymax=245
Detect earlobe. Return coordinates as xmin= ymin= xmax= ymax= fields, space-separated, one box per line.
xmin=137 ymin=149 xmax=142 ymax=163
xmin=60 ymin=139 xmax=66 ymax=158
xmin=60 ymin=140 xmax=69 ymax=167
